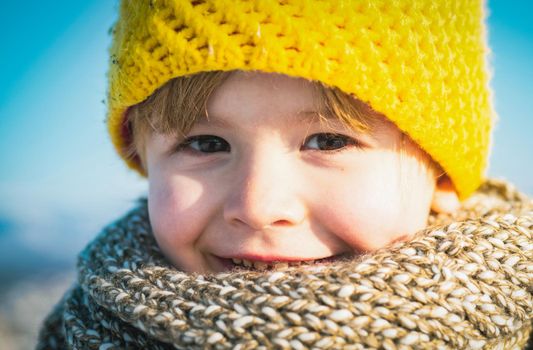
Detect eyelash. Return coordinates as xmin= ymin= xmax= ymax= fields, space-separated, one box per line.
xmin=175 ymin=133 xmax=362 ymax=155
xmin=175 ymin=135 xmax=231 ymax=154
xmin=302 ymin=133 xmax=362 ymax=152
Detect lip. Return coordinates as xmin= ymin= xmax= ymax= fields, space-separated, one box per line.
xmin=220 ymin=254 xmax=323 ymax=262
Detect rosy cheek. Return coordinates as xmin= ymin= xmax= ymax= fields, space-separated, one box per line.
xmin=319 ymin=185 xmax=402 ymax=253
xmin=149 ymin=175 xmax=208 ymax=245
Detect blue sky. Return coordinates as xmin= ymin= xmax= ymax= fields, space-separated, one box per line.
xmin=0 ymin=1 xmax=531 ymax=265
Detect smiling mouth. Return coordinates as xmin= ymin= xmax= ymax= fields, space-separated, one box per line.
xmin=225 ymin=254 xmax=351 ymax=271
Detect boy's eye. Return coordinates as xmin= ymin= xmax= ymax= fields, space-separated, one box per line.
xmin=303 ymin=133 xmax=359 ymax=151
xmin=179 ymin=135 xmax=230 ymax=153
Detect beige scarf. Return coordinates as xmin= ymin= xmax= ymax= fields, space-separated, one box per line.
xmin=37 ymin=180 xmax=532 ymax=349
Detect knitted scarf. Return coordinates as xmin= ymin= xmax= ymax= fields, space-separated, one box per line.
xmin=37 ymin=180 xmax=532 ymax=349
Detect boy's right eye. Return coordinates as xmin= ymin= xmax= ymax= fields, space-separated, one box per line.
xmin=178 ymin=135 xmax=230 ymax=153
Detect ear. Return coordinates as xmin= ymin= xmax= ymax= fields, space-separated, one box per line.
xmin=431 ymin=175 xmax=460 ymax=214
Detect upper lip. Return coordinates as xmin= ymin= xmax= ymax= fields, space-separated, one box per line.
xmin=217 ymin=252 xmax=350 ymax=262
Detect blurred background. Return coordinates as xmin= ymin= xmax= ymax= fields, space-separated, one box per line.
xmin=0 ymin=1 xmax=531 ymax=348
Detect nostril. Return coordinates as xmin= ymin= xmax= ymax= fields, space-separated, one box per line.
xmin=272 ymin=219 xmax=293 ymax=226
xmin=223 ymin=193 xmax=306 ymax=230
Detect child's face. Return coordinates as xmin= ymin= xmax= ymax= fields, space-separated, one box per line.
xmin=145 ymin=72 xmax=437 ymax=273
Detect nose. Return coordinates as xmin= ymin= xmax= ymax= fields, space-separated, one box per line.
xmin=223 ymin=150 xmax=306 ymax=230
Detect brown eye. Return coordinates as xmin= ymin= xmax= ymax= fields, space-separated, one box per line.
xmin=180 ymin=135 xmax=230 ymax=153
xmin=303 ymin=133 xmax=358 ymax=151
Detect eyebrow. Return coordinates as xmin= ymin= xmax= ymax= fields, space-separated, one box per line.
xmin=194 ymin=110 xmax=334 ymax=128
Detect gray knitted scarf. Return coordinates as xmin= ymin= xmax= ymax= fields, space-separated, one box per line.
xmin=37 ymin=180 xmax=532 ymax=349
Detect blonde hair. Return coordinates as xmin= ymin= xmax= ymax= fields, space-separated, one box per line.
xmin=125 ymin=70 xmax=438 ymax=181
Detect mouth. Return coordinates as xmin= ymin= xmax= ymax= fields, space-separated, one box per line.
xmin=217 ymin=253 xmax=352 ymax=271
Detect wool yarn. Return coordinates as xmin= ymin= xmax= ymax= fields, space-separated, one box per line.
xmin=107 ymin=0 xmax=493 ymax=199
xmin=37 ymin=179 xmax=532 ymax=349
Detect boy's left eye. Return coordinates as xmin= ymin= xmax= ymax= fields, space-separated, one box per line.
xmin=303 ymin=133 xmax=360 ymax=151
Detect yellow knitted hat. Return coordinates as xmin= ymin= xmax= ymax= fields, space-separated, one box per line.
xmin=107 ymin=0 xmax=494 ymax=199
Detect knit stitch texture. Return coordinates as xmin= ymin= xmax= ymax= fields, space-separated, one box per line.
xmin=37 ymin=180 xmax=532 ymax=349
xmin=107 ymin=0 xmax=493 ymax=199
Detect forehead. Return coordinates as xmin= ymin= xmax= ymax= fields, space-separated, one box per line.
xmin=205 ymin=71 xmax=320 ymax=125
xmin=203 ymin=71 xmax=398 ymax=139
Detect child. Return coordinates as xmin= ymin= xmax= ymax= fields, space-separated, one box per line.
xmin=38 ymin=1 xmax=532 ymax=349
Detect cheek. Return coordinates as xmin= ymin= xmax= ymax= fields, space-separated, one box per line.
xmin=148 ymin=174 xmax=212 ymax=249
xmin=312 ymin=156 xmax=431 ymax=252
xmin=319 ymin=177 xmax=404 ymax=252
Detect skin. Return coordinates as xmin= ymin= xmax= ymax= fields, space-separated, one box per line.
xmin=145 ymin=71 xmax=459 ymax=273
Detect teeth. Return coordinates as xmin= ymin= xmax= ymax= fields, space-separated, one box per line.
xmin=230 ymin=258 xmax=319 ymax=270
xmin=273 ymin=262 xmax=289 ymax=269
xmin=252 ymin=261 xmax=268 ymax=271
